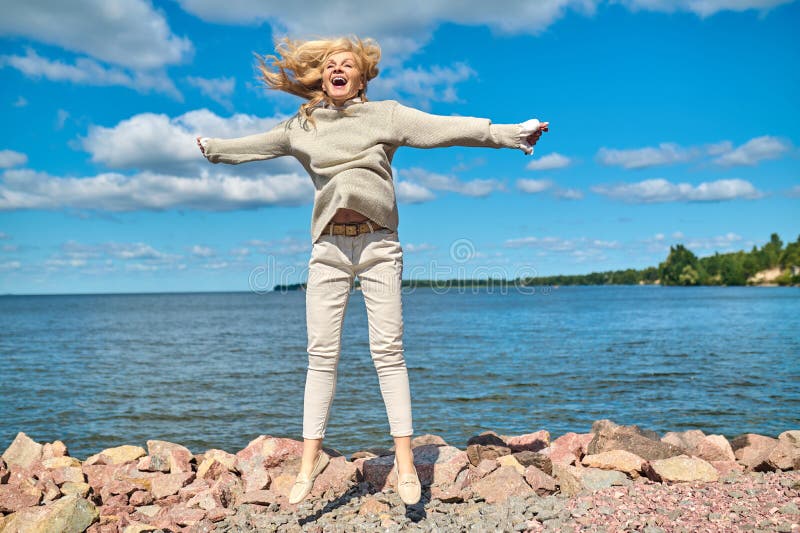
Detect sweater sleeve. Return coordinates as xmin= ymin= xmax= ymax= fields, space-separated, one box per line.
xmin=390 ymin=101 xmax=522 ymax=150
xmin=203 ymin=121 xmax=291 ymax=165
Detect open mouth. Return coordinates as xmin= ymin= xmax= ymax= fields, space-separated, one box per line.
xmin=331 ymin=76 xmax=347 ymax=87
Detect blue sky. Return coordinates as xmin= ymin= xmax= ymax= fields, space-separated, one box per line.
xmin=0 ymin=0 xmax=798 ymax=294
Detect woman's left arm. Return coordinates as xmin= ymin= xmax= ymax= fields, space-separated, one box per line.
xmin=390 ymin=101 xmax=547 ymax=155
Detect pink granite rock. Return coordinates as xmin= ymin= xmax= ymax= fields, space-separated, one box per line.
xmin=85 ymin=445 xmax=146 ymax=466
xmin=581 ymin=449 xmax=646 ymax=477
xmin=644 ymin=455 xmax=720 ymax=482
xmin=50 ymin=465 xmax=85 ymax=486
xmin=309 ymin=456 xmax=358 ymax=498
xmin=146 ymin=440 xmax=194 ymax=474
xmin=269 ymin=472 xmax=296 ymax=505
xmin=523 ymin=465 xmax=557 ymax=495
xmin=165 ymin=504 xmax=206 ymax=527
xmin=41 ymin=440 xmax=68 ymax=461
xmin=83 ymin=464 xmax=119 ymax=494
xmin=661 ymin=429 xmax=706 ymax=452
xmin=588 ymin=425 xmax=684 ymax=461
xmin=177 ymin=478 xmax=211 ymax=505
xmin=150 ymin=472 xmax=195 ymax=500
xmin=767 ymin=440 xmax=800 ymax=470
xmin=693 ymin=435 xmax=736 ymax=462
xmin=185 ymin=487 xmax=221 ymax=510
xmin=731 ymin=433 xmax=779 ymax=471
xmin=778 ymin=430 xmax=800 ymax=446
xmin=129 ymin=490 xmax=154 ymax=507
xmin=209 ymin=471 xmax=242 ymax=508
xmin=502 ymin=430 xmax=550 ymax=453
xmin=412 ymin=434 xmax=448 ymax=447
xmin=547 ymin=432 xmax=594 ymax=466
xmin=235 ymin=435 xmax=303 ymax=470
xmin=240 ymin=489 xmax=277 ymax=505
xmin=136 ymin=455 xmax=170 ymax=473
xmin=2 ymin=432 xmax=43 ymax=469
xmin=0 ymin=494 xmax=98 ymax=532
xmin=361 ymin=444 xmax=468 ymax=497
xmin=206 ymin=507 xmax=234 ymax=522
xmin=710 ymin=460 xmax=744 ymax=476
xmin=551 ymin=463 xmax=585 ymax=497
xmin=470 ymin=465 xmax=535 ymax=504
xmin=112 ymin=463 xmax=163 ymax=493
xmin=461 ymin=458 xmax=499 ymax=492
xmin=239 ymin=460 xmax=270 ymax=493
xmin=0 ymin=473 xmax=42 ymax=512
xmin=465 ymin=431 xmax=511 ymax=466
xmin=358 ymin=495 xmax=391 ymax=515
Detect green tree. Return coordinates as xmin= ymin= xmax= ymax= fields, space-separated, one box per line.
xmin=760 ymin=233 xmax=783 ymax=269
xmin=659 ymin=244 xmax=704 ymax=285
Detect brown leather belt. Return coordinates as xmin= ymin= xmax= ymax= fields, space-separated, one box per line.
xmin=322 ymin=220 xmax=389 ymax=236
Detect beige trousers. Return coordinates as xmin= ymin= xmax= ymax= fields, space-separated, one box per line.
xmin=303 ymin=226 xmax=413 ymax=439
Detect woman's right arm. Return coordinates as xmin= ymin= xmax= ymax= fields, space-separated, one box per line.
xmin=197 ymin=120 xmax=291 ymax=164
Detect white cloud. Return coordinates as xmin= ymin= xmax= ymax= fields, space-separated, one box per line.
xmin=186 ymin=76 xmax=236 ymax=109
xmin=597 ymin=136 xmax=792 ymax=169
xmin=591 ymin=178 xmax=763 ymax=203
xmin=596 ymin=142 xmax=699 ymax=169
xmin=78 ymin=109 xmax=294 ymax=175
xmin=41 ymin=240 xmax=184 ymax=273
xmin=396 ymin=180 xmax=436 ymax=204
xmin=13 ymin=96 xmax=28 ymax=108
xmin=191 ymin=245 xmax=215 ymax=257
xmin=0 ymin=150 xmax=27 ymax=169
xmin=504 ymin=236 xmax=620 ymax=260
xmin=0 ymin=48 xmax=180 ymax=98
xmin=0 ymin=168 xmax=314 ymax=211
xmin=684 ymin=232 xmax=743 ymax=251
xmin=399 ymin=167 xmax=504 ymax=197
xmin=610 ymin=0 xmax=793 ymax=17
xmin=0 ymin=261 xmax=21 ymax=271
xmin=554 ymin=188 xmax=584 ymax=200
xmin=370 ymin=63 xmax=476 ymax=108
xmin=176 ymin=0 xmax=597 ymax=63
xmin=245 ymin=236 xmax=310 ymax=256
xmin=712 ymin=135 xmax=792 ymax=166
xmin=787 ymin=185 xmax=800 ymax=198
xmin=516 ymin=178 xmax=553 ymax=193
xmin=0 ymin=232 xmax=10 ymax=240
xmin=516 ymin=178 xmax=583 ymax=200
xmin=55 ymin=109 xmax=69 ymax=130
xmin=0 ymin=0 xmax=192 ymax=70
xmin=404 ymin=242 xmax=437 ymax=253
xmin=525 ymin=153 xmax=572 ymax=170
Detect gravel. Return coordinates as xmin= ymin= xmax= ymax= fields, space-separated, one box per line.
xmin=211 ymin=470 xmax=800 ymax=532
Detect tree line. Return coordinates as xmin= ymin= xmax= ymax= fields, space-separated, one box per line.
xmin=519 ymin=233 xmax=800 ymax=287
xmin=274 ymin=233 xmax=800 ymax=290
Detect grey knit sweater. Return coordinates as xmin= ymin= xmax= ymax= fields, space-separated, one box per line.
xmin=202 ymin=99 xmax=524 ymax=243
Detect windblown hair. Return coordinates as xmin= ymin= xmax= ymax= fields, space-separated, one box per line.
xmin=255 ymin=36 xmax=381 ymax=125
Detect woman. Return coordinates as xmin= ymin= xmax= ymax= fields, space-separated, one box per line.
xmin=197 ymin=36 xmax=548 ymax=506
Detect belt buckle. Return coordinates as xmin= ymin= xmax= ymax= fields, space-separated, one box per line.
xmin=345 ymin=224 xmax=357 ymax=236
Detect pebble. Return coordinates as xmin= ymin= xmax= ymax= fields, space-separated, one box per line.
xmin=779 ymin=501 xmax=799 ymax=514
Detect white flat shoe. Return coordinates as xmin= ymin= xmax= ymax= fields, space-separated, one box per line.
xmin=288 ymin=450 xmax=330 ymax=504
xmin=393 ymin=455 xmax=421 ymax=505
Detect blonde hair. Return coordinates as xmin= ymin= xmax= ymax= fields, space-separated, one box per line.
xmin=255 ymin=36 xmax=381 ymax=125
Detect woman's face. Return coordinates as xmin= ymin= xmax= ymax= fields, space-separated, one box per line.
xmin=321 ymin=51 xmax=364 ymax=106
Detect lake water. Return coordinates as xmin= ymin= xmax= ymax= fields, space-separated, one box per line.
xmin=1 ymin=286 xmax=798 ymax=460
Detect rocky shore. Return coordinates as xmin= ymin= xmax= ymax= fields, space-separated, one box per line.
xmin=1 ymin=420 xmax=799 ymax=532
